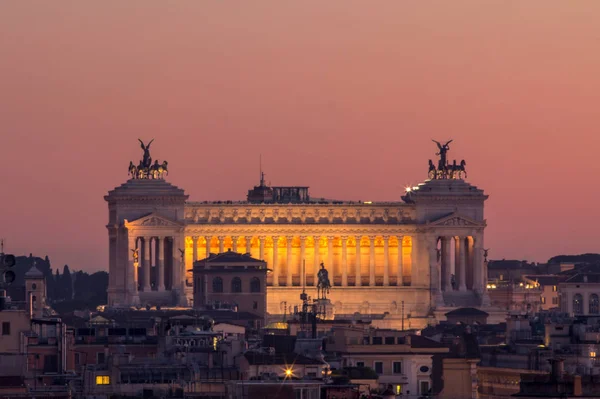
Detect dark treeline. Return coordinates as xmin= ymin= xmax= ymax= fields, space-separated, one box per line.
xmin=7 ymin=254 xmax=108 ymax=313
xmin=547 ymin=253 xmax=600 ymax=264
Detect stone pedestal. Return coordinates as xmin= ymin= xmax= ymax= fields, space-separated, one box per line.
xmin=315 ymin=298 xmax=335 ymax=320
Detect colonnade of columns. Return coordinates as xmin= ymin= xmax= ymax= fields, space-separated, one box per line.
xmin=433 ymin=235 xmax=483 ymax=293
xmin=185 ymin=234 xmax=414 ymax=288
xmin=127 ymin=235 xmax=179 ymax=293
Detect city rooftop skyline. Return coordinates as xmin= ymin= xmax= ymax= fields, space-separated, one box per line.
xmin=1 ymin=1 xmax=599 ymax=272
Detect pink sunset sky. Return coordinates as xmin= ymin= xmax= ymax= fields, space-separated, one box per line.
xmin=1 ymin=1 xmax=598 ymax=272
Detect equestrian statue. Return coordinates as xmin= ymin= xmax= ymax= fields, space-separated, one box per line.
xmin=317 ymin=262 xmax=332 ymax=300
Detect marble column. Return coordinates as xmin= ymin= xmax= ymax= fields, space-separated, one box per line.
xmin=427 ymin=235 xmax=443 ymax=306
xmin=369 ymin=236 xmax=376 ymax=286
xmin=397 ymin=235 xmax=404 ymax=286
xmin=442 ymin=237 xmax=452 ymax=292
xmin=143 ymin=236 xmax=151 ymax=291
xmin=272 ymin=236 xmax=279 ymax=287
xmin=127 ymin=234 xmax=138 ymax=295
xmin=205 ymin=237 xmax=211 ymax=258
xmin=171 ymin=235 xmax=181 ymax=291
xmin=300 ymin=236 xmax=306 ymax=288
xmin=232 ymin=236 xmax=238 ymax=253
xmin=383 ymin=236 xmax=390 ymax=286
xmin=472 ymin=235 xmax=483 ymax=292
xmin=245 ymin=236 xmax=252 ymax=255
xmin=313 ymin=237 xmax=320 ymax=286
xmin=192 ymin=236 xmax=198 ymax=263
xmin=218 ymin=236 xmax=225 ymax=253
xmin=341 ymin=236 xmax=348 ymax=287
xmin=157 ymin=237 xmax=165 ymax=291
xmin=457 ymin=237 xmax=467 ymax=291
xmin=286 ymin=236 xmax=293 ymax=286
xmin=466 ymin=237 xmax=474 ymax=290
xmin=355 ymin=237 xmax=362 ymax=286
xmin=327 ymin=236 xmax=334 ymax=270
xmin=259 ymin=236 xmax=266 ymax=260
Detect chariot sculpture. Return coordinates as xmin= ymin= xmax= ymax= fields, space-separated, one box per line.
xmin=128 ymin=139 xmax=169 ymax=179
xmin=428 ymin=139 xmax=467 ymax=180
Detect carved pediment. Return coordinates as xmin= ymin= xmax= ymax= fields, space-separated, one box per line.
xmin=428 ymin=212 xmax=483 ymax=227
xmin=125 ymin=213 xmax=182 ymax=228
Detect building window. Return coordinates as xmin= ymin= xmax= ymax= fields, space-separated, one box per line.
xmin=231 ymin=277 xmax=242 ymax=293
xmin=552 ymin=297 xmax=559 ymax=305
xmin=374 ymin=361 xmax=383 ymax=374
xmin=31 ymin=283 xmax=37 ymax=290
xmin=97 ymin=352 xmax=106 ymax=364
xmin=553 ymin=285 xmax=557 ymax=292
xmin=250 ymin=277 xmax=261 ymax=293
xmin=590 ymin=294 xmax=599 ymax=314
xmin=212 ymin=277 xmax=223 ymax=293
xmin=573 ymin=293 xmax=584 ymax=315
xmin=419 ymin=380 xmax=430 ymax=395
xmin=393 ymin=361 xmax=402 ymax=374
xmin=372 ymin=337 xmax=383 ymax=345
xmin=253 ymin=301 xmax=258 ymax=310
xmin=74 ymin=353 xmax=80 ymax=366
xmin=541 ymin=297 xmax=546 ymax=304
xmin=43 ymin=355 xmax=58 ymax=373
xmin=2 ymin=322 xmax=10 ymax=336
xmin=385 ymin=336 xmax=395 ymax=345
xmin=419 ymin=365 xmax=430 ymax=373
xmin=356 ymin=361 xmax=365 ymax=368
xmin=395 ymin=385 xmax=402 ymax=395
xmin=95 ymin=376 xmax=110 ymax=385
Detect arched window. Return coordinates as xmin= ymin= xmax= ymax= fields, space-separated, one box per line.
xmin=212 ymin=277 xmax=223 ymax=293
xmin=573 ymin=293 xmax=583 ymax=315
xmin=231 ymin=277 xmax=242 ymax=293
xmin=250 ymin=277 xmax=261 ymax=293
xmin=590 ymin=294 xmax=599 ymax=315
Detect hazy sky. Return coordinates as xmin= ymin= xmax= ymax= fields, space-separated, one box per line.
xmin=1 ymin=1 xmax=599 ymax=272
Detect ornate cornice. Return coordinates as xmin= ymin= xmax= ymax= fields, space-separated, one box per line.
xmin=427 ymin=212 xmax=485 ymax=227
xmin=182 ymin=224 xmax=431 ymax=236
xmin=183 ymin=203 xmax=416 ymax=225
xmin=125 ymin=212 xmax=184 ymax=229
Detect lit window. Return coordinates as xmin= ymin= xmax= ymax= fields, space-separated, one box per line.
xmin=395 ymin=385 xmax=402 ymax=394
xmin=591 ymin=351 xmax=597 ymax=358
xmin=553 ymin=286 xmax=557 ymax=292
xmin=541 ymin=297 xmax=546 ymax=304
xmin=95 ymin=376 xmax=110 ymax=385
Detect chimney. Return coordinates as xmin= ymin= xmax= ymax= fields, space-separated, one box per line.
xmin=573 ymin=375 xmax=582 ymax=396
xmin=573 ymin=375 xmax=583 ymax=396
xmin=549 ymin=358 xmax=564 ymax=380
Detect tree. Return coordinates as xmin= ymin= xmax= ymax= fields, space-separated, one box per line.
xmin=61 ymin=265 xmax=73 ymax=301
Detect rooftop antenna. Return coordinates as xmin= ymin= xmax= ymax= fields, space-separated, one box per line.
xmin=259 ymin=154 xmax=265 ymax=187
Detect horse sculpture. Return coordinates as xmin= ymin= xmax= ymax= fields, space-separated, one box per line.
xmin=128 ymin=157 xmax=168 ymax=180
xmin=428 ymin=160 xmax=437 ymax=179
xmin=427 ymin=159 xmax=467 ymax=180
xmin=147 ymin=160 xmax=169 ymax=180
xmin=448 ymin=160 xmax=467 ymax=179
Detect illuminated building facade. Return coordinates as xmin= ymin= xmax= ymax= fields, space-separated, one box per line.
xmin=105 ymin=143 xmax=489 ymax=328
